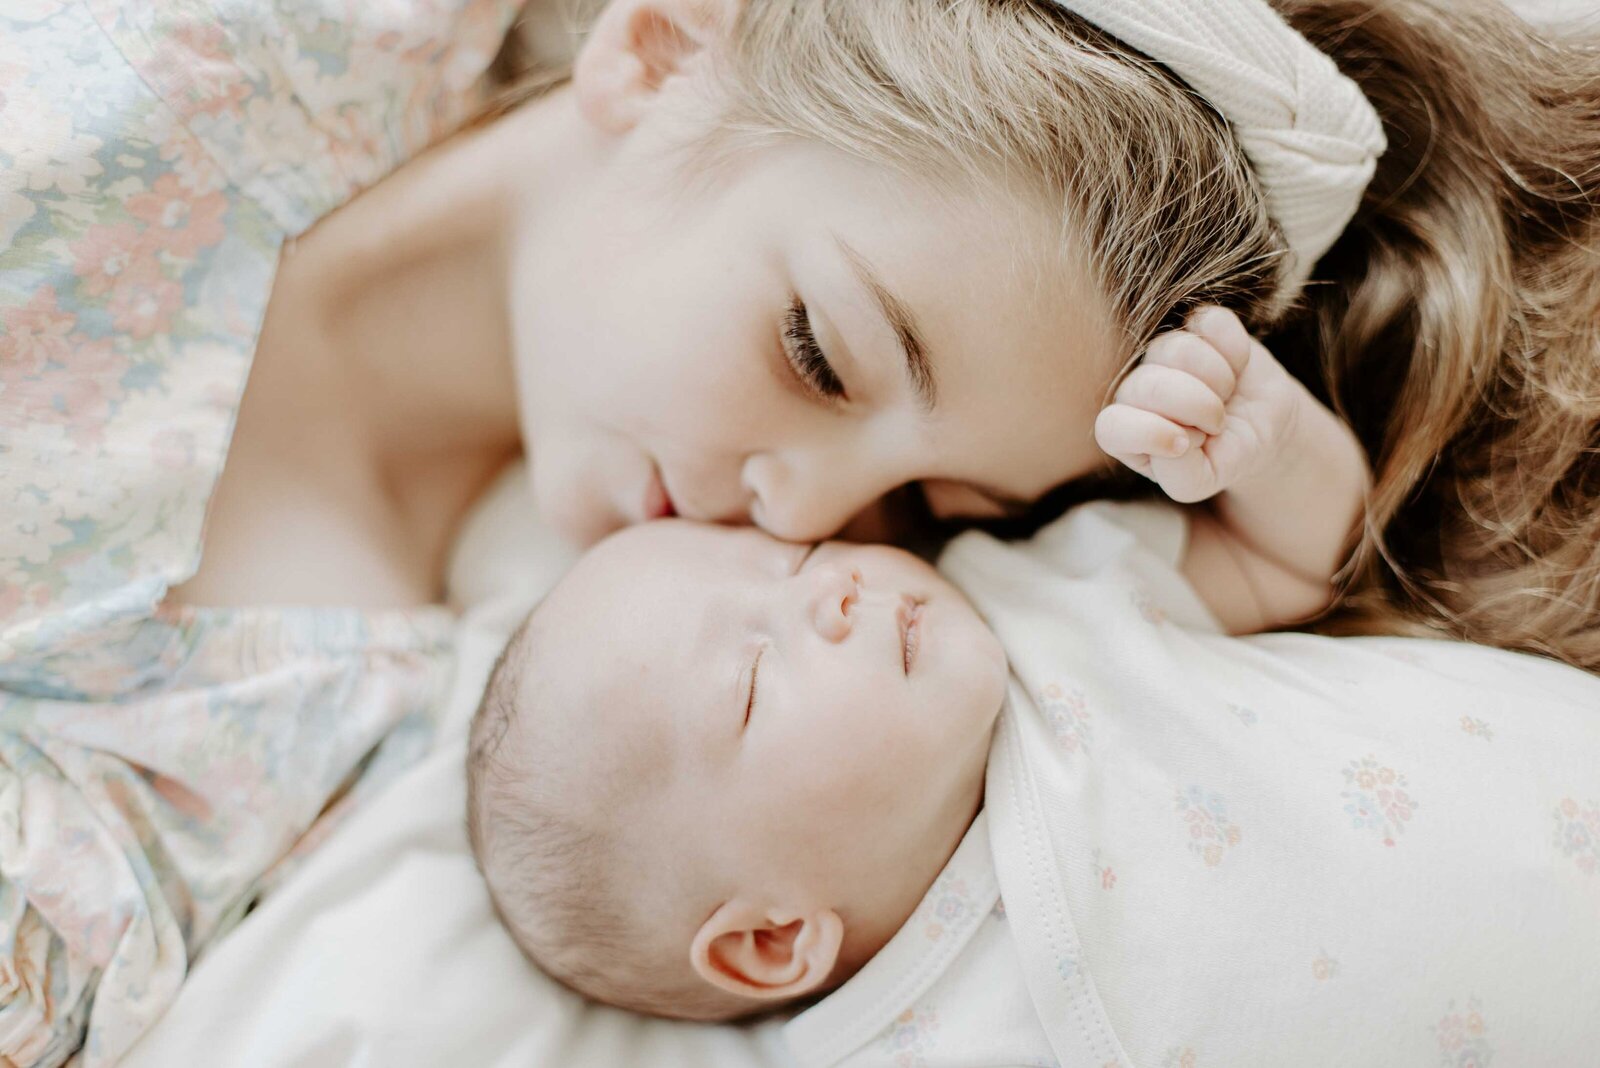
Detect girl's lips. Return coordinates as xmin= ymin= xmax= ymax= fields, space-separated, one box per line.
xmin=898 ymin=596 xmax=925 ymax=675
xmin=643 ymin=467 xmax=675 ymax=521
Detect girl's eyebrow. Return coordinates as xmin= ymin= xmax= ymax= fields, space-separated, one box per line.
xmin=834 ymin=236 xmax=938 ymax=413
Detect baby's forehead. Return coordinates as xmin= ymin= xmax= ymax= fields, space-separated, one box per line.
xmin=510 ymin=520 xmax=805 ymax=808
xmin=589 ymin=520 xmax=797 ymax=578
xmin=529 ymin=521 xmax=799 ymax=671
xmin=512 ymin=593 xmax=682 ymax=809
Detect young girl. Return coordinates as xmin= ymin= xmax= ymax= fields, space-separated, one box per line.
xmin=1 ymin=0 xmax=1595 ymax=1063
xmin=480 ymin=0 xmax=1600 ymax=671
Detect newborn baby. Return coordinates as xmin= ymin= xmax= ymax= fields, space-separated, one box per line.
xmin=467 ymin=505 xmax=1600 ymax=1068
xmin=467 ymin=519 xmax=1011 ymax=1019
xmin=466 ymin=312 xmax=1384 ymax=1023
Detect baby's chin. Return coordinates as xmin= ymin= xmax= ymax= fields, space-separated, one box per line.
xmin=971 ymin=626 xmax=1010 ymax=711
xmin=839 ymin=802 xmax=987 ymax=974
xmin=930 ymin=577 xmax=1010 ymax=713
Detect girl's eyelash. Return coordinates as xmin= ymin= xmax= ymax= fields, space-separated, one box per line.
xmin=743 ymin=646 xmax=765 ymax=728
xmin=782 ymin=297 xmax=847 ymax=402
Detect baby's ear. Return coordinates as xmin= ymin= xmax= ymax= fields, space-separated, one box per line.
xmin=574 ymin=0 xmax=741 ymax=135
xmin=689 ymin=899 xmax=844 ymax=1003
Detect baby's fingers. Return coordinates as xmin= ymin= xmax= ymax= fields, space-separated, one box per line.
xmin=1095 ymin=403 xmax=1201 ymax=465
xmin=1142 ymin=329 xmax=1239 ymax=401
xmin=1113 ymin=364 xmax=1227 ymax=437
xmin=1185 ymin=306 xmax=1253 ymax=377
xmin=1148 ymin=443 xmax=1222 ymax=504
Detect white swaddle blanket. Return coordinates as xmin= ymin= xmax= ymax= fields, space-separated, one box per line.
xmin=786 ymin=502 xmax=1600 ymax=1068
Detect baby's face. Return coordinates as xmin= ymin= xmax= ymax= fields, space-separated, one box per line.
xmin=519 ymin=520 xmax=1007 ymax=944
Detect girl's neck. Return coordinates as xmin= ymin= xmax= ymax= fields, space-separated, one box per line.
xmin=283 ymin=83 xmax=592 ymax=466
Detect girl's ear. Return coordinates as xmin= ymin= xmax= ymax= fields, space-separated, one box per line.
xmin=689 ymin=899 xmax=844 ymax=1002
xmin=574 ymin=0 xmax=739 ymax=135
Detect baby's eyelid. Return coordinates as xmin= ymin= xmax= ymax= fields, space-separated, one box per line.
xmin=742 ymin=644 xmax=765 ymax=730
xmin=742 ymin=545 xmax=811 ymax=734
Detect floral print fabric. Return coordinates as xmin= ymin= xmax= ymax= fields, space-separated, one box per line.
xmin=1 ymin=0 xmax=515 ymax=1062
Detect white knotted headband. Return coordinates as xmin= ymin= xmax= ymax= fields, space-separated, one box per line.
xmin=1051 ymin=0 xmax=1388 ymax=310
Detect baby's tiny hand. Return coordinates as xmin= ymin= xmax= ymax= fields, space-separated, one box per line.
xmin=1094 ymin=307 xmax=1302 ymax=504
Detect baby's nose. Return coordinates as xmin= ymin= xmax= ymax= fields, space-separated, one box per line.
xmin=807 ymin=564 xmax=861 ymax=642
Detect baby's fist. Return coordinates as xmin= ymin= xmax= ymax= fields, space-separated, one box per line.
xmin=1094 ymin=307 xmax=1300 ymax=504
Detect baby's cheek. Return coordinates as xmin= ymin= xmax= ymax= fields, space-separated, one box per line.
xmin=762 ymin=754 xmax=887 ymax=843
xmin=816 ymin=744 xmax=910 ymax=829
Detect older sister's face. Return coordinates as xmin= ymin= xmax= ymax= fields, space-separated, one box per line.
xmin=508 ymin=13 xmax=1124 ymax=548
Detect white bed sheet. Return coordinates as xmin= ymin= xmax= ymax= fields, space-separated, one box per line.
xmin=122 ymin=464 xmax=792 ymax=1068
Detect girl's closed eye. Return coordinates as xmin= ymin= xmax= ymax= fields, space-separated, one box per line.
xmin=782 ymin=296 xmax=848 ymax=403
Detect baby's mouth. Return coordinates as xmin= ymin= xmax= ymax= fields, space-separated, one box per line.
xmin=898 ymin=597 xmax=925 ymax=675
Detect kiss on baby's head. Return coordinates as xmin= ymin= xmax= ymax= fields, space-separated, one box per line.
xmin=466 ymin=521 xmax=1007 ymax=1020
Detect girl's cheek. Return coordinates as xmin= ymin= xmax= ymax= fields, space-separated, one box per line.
xmin=921 ymin=481 xmax=1010 ymax=521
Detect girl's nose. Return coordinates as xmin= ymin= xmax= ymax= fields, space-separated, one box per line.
xmin=806 ymin=563 xmax=861 ymax=642
xmin=742 ymin=451 xmax=896 ymax=543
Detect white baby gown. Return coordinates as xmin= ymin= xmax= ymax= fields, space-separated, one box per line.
xmin=784 ymin=502 xmax=1600 ymax=1068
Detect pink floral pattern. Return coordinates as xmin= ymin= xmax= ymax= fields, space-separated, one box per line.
xmin=1040 ymin=683 xmax=1093 ymax=754
xmin=1459 ymin=716 xmax=1494 ymax=741
xmin=1311 ymin=950 xmax=1340 ymax=981
xmin=1340 ymin=756 xmax=1418 ymax=847
xmin=1132 ymin=587 xmax=1169 ymax=625
xmin=1433 ymin=997 xmax=1493 ymax=1067
xmin=1552 ymin=797 xmax=1600 ymax=876
xmin=921 ymin=871 xmax=980 ymax=942
xmin=1162 ymin=1048 xmax=1198 ymax=1068
xmin=1 ymin=0 xmax=515 ymax=1064
xmin=1176 ymin=785 xmax=1243 ymax=867
xmin=1092 ymin=847 xmax=1117 ymax=890
xmin=880 ymin=1007 xmax=940 ymax=1068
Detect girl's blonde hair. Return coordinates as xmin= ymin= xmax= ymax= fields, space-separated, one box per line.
xmin=1276 ymin=0 xmax=1600 ymax=671
xmin=488 ymin=0 xmax=1600 ymax=669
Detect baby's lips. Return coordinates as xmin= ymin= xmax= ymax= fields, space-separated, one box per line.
xmin=896 ymin=595 xmax=925 ymax=674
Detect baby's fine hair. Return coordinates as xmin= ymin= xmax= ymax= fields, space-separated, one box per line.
xmin=465 ymin=614 xmax=757 ymax=1022
xmin=487 ymin=0 xmax=1600 ymax=670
